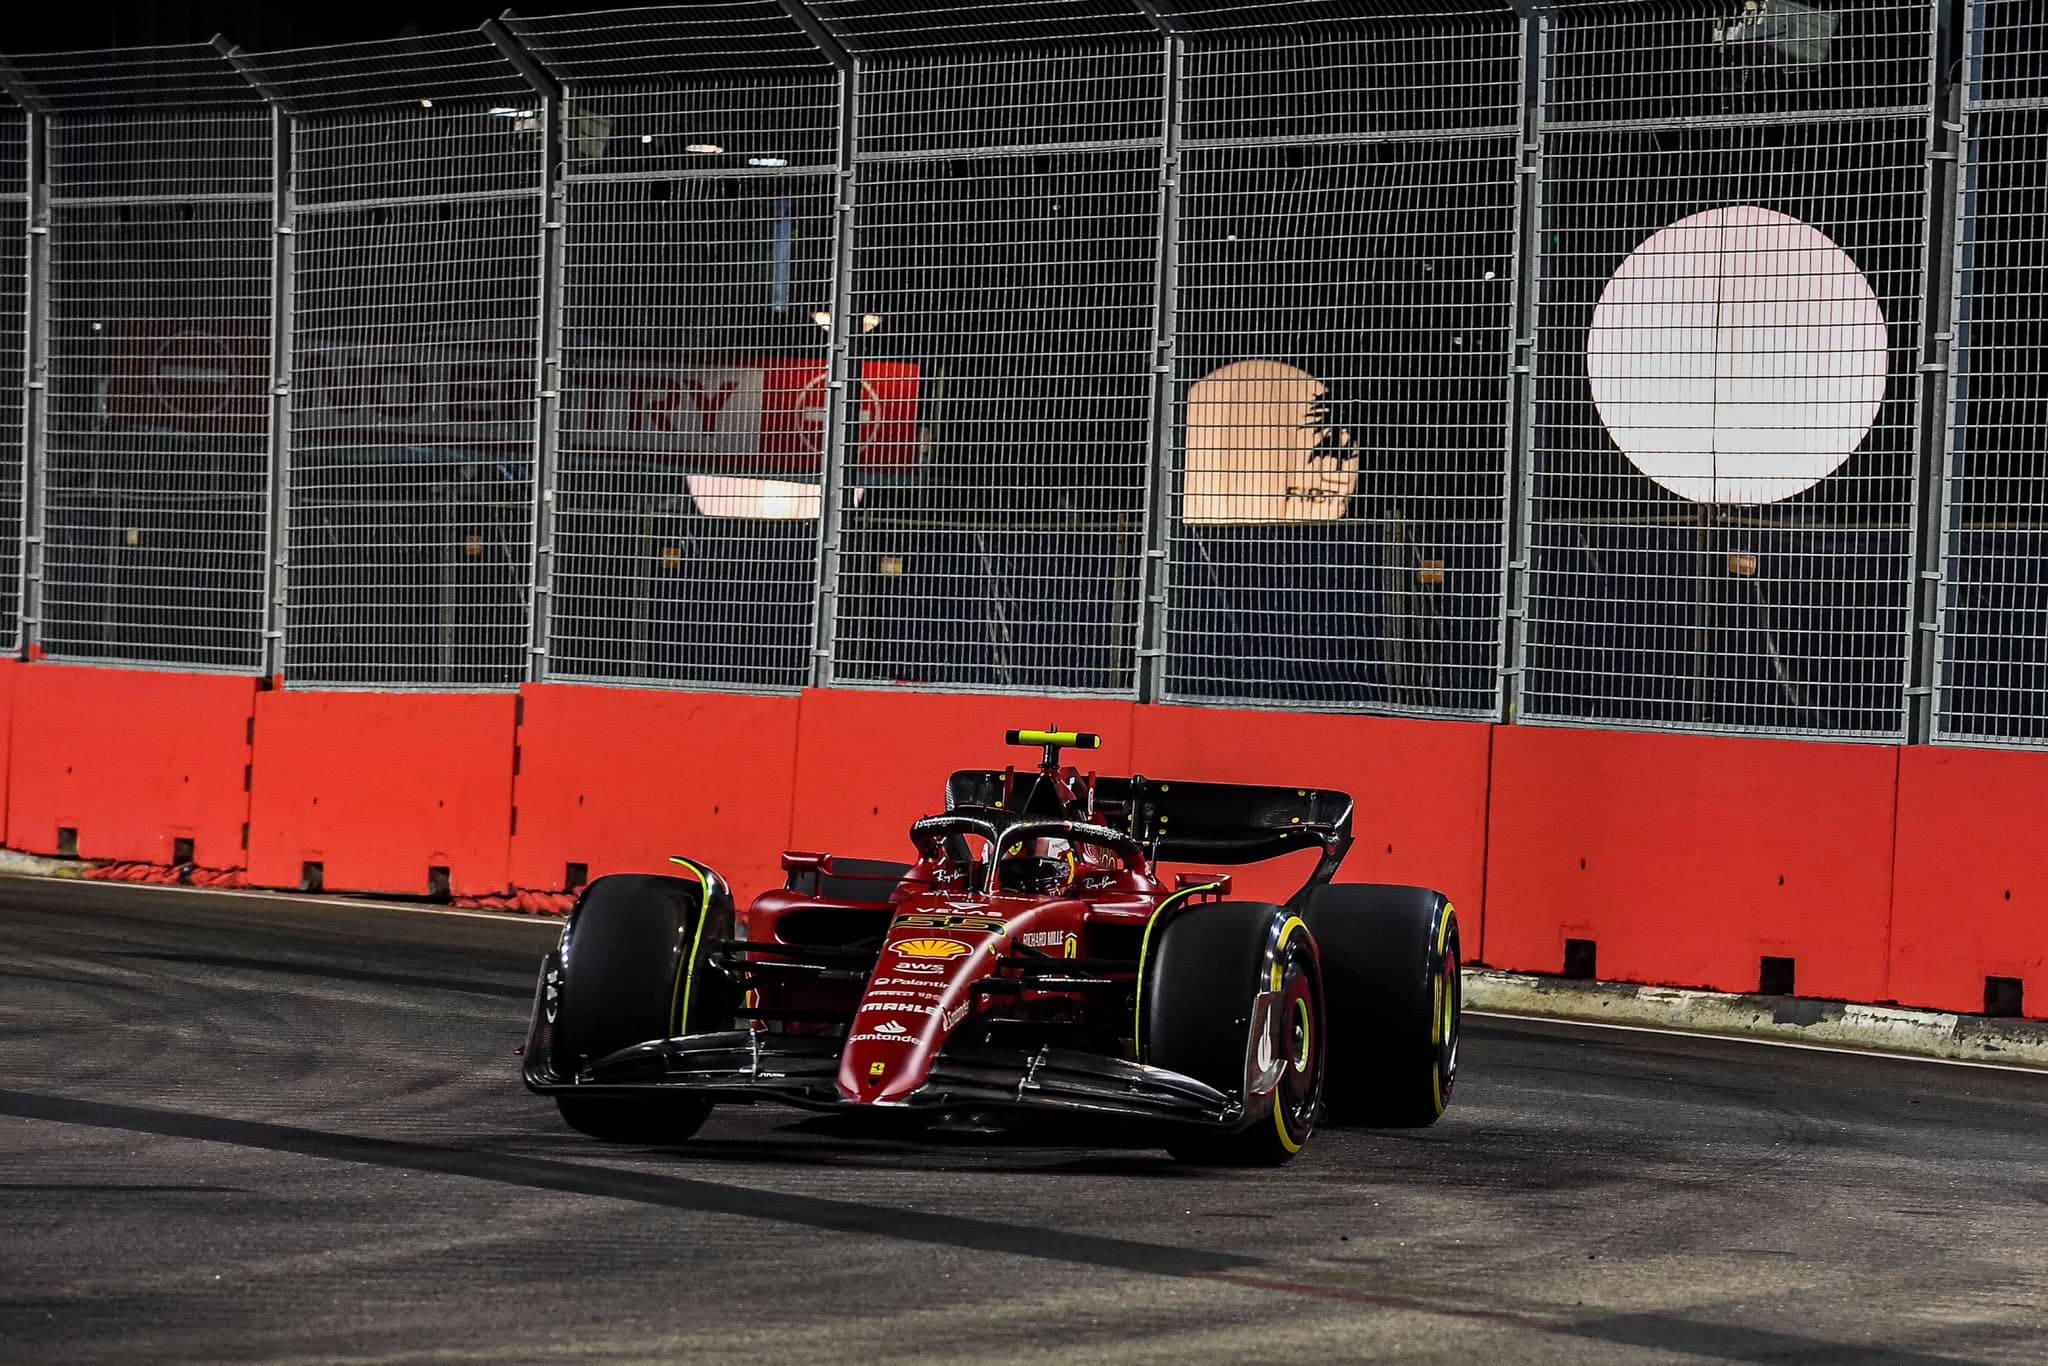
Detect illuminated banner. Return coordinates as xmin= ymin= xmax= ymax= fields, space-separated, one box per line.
xmin=561 ymin=355 xmax=921 ymax=476
xmin=105 ymin=321 xmax=267 ymax=437
xmin=1183 ymin=359 xmax=1359 ymax=525
xmin=107 ymin=323 xmax=920 ymax=475
xmin=293 ymin=333 xmax=530 ymax=449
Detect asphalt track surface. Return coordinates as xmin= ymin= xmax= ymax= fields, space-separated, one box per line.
xmin=2 ymin=879 xmax=2045 ymax=1364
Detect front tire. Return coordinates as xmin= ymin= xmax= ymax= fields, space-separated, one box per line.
xmin=1143 ymin=901 xmax=1325 ymax=1165
xmin=1303 ymin=884 xmax=1460 ymax=1127
xmin=547 ymin=871 xmax=732 ymax=1144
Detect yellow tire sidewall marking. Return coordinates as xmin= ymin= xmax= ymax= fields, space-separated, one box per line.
xmin=666 ymin=859 xmax=711 ymax=1035
xmin=1431 ymin=903 xmax=1456 ymax=1114
xmin=1274 ymin=1089 xmax=1303 ymax=1154
xmin=1271 ymin=915 xmax=1310 ymax=1153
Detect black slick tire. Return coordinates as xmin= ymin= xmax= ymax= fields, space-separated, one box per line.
xmin=1302 ymin=884 xmax=1459 ymax=1127
xmin=550 ymin=872 xmax=732 ymax=1144
xmin=1142 ymin=901 xmax=1325 ymax=1166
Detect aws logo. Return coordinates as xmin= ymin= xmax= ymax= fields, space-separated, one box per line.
xmin=892 ymin=937 xmax=971 ymax=961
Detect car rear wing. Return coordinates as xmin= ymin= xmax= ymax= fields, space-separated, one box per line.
xmin=946 ymin=769 xmax=1354 ymax=902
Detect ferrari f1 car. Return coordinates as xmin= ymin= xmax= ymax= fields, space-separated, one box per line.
xmin=521 ymin=730 xmax=1460 ymax=1164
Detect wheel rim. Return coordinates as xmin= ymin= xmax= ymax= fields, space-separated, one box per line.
xmin=1275 ymin=935 xmax=1323 ymax=1143
xmin=1436 ymin=924 xmax=1461 ymax=1109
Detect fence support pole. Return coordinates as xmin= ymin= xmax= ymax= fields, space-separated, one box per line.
xmin=215 ymin=38 xmax=295 ymax=683
xmin=1502 ymin=5 xmax=1544 ymax=726
xmin=1133 ymin=0 xmax=1185 ymax=705
xmin=484 ymin=19 xmax=565 ymax=685
xmin=780 ymin=0 xmax=856 ymax=689
xmin=0 ymin=63 xmax=47 ymax=660
xmin=1911 ymin=49 xmax=1966 ymax=744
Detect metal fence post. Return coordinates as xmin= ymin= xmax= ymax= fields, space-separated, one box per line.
xmin=17 ymin=133 xmax=44 ymax=661
xmin=1133 ymin=0 xmax=1183 ymax=705
xmin=485 ymin=19 xmax=564 ymax=685
xmin=215 ymin=39 xmax=293 ymax=682
xmin=1911 ymin=53 xmax=1964 ymax=745
xmin=814 ymin=88 xmax=855 ymax=690
xmin=0 ymin=62 xmax=46 ymax=659
xmin=17 ymin=106 xmax=45 ymax=662
xmin=779 ymin=0 xmax=856 ymax=690
xmin=1502 ymin=4 xmax=1544 ymax=725
xmin=266 ymin=100 xmax=295 ymax=684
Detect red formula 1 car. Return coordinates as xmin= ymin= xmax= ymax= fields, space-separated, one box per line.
xmin=521 ymin=730 xmax=1461 ymax=1163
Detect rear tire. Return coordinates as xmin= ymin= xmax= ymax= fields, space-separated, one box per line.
xmin=1303 ymin=884 xmax=1459 ymax=1127
xmin=548 ymin=872 xmax=731 ymax=1144
xmin=1143 ymin=901 xmax=1324 ymax=1166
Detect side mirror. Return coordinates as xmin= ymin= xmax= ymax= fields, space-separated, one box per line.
xmin=782 ymin=850 xmax=828 ymax=894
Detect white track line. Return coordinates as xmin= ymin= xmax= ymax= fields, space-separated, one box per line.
xmin=1468 ymin=1008 xmax=2048 ymax=1075
xmin=23 ymin=873 xmax=561 ymax=928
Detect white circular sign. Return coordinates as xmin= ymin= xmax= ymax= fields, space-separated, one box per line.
xmin=1586 ymin=205 xmax=1888 ymax=505
xmin=150 ymin=329 xmax=239 ymax=417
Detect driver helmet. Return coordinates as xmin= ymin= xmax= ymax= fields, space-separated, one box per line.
xmin=997 ymin=836 xmax=1076 ymax=895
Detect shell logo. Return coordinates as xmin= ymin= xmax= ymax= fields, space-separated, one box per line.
xmin=893 ymin=937 xmax=971 ymax=960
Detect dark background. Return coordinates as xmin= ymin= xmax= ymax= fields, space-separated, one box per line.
xmin=6 ymin=2 xmax=554 ymax=54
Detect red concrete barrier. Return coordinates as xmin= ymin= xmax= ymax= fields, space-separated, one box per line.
xmin=1131 ymin=704 xmax=1494 ymax=952
xmin=1891 ymin=746 xmax=2048 ymax=1019
xmin=5 ymin=663 xmax=256 ymax=867
xmin=15 ymin=656 xmax=2046 ymax=1024
xmin=1484 ymin=725 xmax=1899 ymax=1002
xmin=246 ymin=691 xmax=517 ymax=896
xmin=509 ymin=683 xmax=803 ymax=904
xmin=788 ymin=688 xmax=1138 ymax=868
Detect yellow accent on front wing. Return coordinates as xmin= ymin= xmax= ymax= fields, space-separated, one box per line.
xmin=666 ymin=857 xmax=711 ymax=1034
